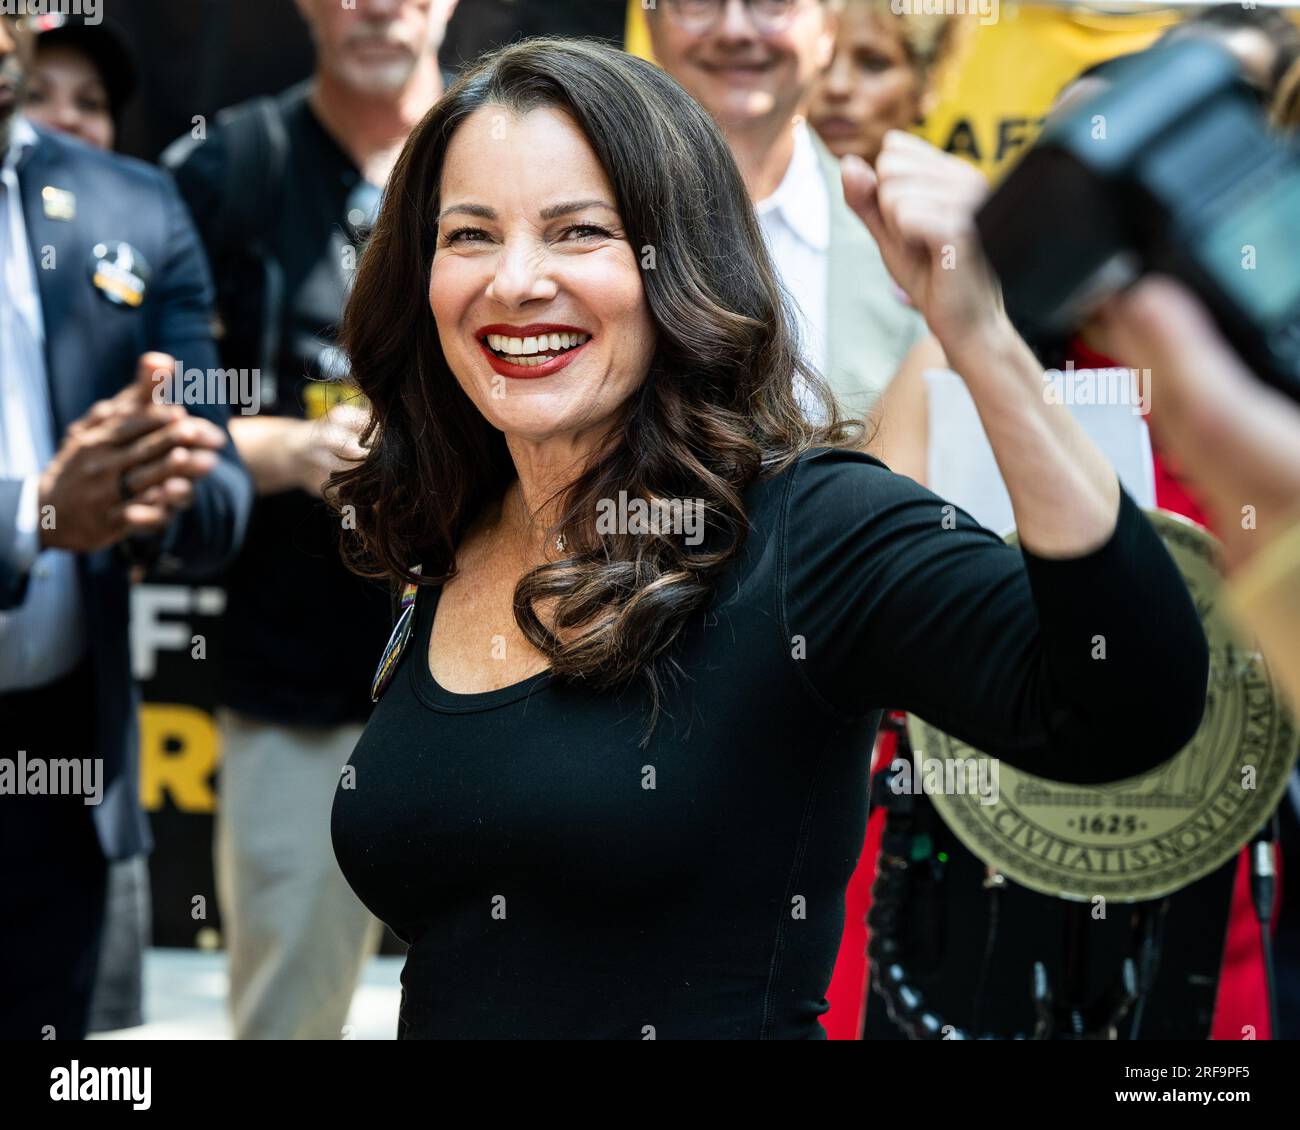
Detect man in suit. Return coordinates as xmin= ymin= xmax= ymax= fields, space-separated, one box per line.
xmin=646 ymin=0 xmax=930 ymax=422
xmin=0 ymin=13 xmax=252 ymax=1039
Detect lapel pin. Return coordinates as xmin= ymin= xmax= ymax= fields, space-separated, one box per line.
xmin=89 ymin=241 xmax=151 ymax=308
xmin=41 ymin=185 xmax=76 ymax=221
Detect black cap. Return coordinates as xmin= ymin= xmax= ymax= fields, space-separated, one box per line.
xmin=30 ymin=13 xmax=136 ymax=119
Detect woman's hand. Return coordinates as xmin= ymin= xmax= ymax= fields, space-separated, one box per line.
xmin=843 ymin=130 xmax=1121 ymax=559
xmin=841 ymin=131 xmax=1002 ymax=355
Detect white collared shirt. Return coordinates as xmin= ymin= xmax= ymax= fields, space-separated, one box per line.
xmin=0 ymin=117 xmax=86 ymax=690
xmin=755 ymin=119 xmax=830 ymax=422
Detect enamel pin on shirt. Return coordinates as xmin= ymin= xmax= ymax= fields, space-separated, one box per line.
xmin=371 ymin=566 xmax=423 ymax=703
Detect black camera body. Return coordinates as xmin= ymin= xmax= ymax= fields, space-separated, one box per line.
xmin=977 ymin=39 xmax=1300 ymax=402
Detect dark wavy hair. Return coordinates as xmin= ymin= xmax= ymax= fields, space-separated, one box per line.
xmin=331 ymin=36 xmax=858 ymax=740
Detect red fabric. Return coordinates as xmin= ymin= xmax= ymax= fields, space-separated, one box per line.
xmin=820 ymin=728 xmax=894 ymax=1039
xmin=1212 ymin=848 xmax=1280 ymax=1039
xmin=821 ymin=338 xmax=1279 ymax=1038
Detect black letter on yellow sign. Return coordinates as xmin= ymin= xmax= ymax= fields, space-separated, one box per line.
xmin=944 ymin=119 xmax=981 ymax=164
xmin=996 ymin=118 xmax=1044 ymax=163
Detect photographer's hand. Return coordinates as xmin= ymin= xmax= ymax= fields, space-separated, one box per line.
xmin=1094 ymin=276 xmax=1300 ymax=570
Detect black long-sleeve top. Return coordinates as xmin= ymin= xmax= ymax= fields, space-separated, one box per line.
xmin=331 ymin=447 xmax=1209 ymax=1039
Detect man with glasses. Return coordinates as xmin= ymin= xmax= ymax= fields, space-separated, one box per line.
xmin=162 ymin=0 xmax=459 ymax=1040
xmin=648 ymin=0 xmax=930 ymax=423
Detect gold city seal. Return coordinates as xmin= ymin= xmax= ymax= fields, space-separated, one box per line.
xmin=908 ymin=510 xmax=1298 ymax=902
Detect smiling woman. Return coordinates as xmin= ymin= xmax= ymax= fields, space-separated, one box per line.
xmin=333 ymin=35 xmax=848 ymax=719
xmin=327 ymin=36 xmax=1210 ymax=1040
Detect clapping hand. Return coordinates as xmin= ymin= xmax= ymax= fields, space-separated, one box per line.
xmin=38 ymin=352 xmax=229 ymax=553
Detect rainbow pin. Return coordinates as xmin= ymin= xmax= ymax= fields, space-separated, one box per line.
xmin=370 ymin=567 xmax=422 ymax=703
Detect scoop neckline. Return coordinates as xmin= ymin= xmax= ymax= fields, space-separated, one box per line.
xmin=409 ymin=581 xmax=555 ymax=714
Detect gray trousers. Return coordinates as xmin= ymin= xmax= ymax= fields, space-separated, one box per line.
xmin=87 ymin=855 xmax=149 ymax=1033
xmin=215 ymin=709 xmax=382 ymax=1039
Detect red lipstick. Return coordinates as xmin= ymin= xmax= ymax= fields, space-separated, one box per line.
xmin=476 ymin=323 xmax=593 ymax=380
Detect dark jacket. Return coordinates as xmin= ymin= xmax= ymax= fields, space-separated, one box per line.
xmin=0 ymin=125 xmax=252 ymax=861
